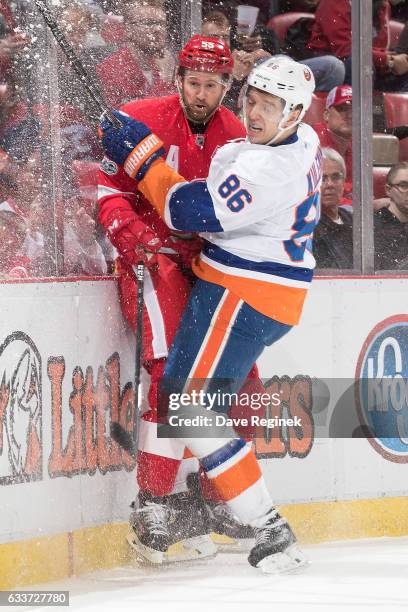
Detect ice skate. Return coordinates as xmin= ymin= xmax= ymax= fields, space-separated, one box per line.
xmin=127 ymin=493 xmax=170 ymax=565
xmin=128 ymin=490 xmax=216 ymax=565
xmin=187 ymin=474 xmax=254 ymax=550
xmin=248 ymin=508 xmax=308 ymax=574
xmin=204 ymin=500 xmax=255 ymax=551
xmin=166 ymin=490 xmax=217 ymax=562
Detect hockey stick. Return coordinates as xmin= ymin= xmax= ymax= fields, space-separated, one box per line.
xmin=34 ymin=0 xmax=121 ymax=127
xmin=110 ymin=263 xmax=145 ymax=457
xmin=34 ymin=0 xmax=143 ymax=455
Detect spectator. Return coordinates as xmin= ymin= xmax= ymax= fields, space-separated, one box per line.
xmin=58 ymin=1 xmax=102 ymax=50
xmin=0 ymin=151 xmax=107 ymax=277
xmin=0 ymin=12 xmax=29 ymax=77
xmin=313 ymin=85 xmax=353 ymax=197
xmin=313 ymin=148 xmax=353 ymax=268
xmin=96 ymin=0 xmax=176 ymax=107
xmin=374 ymin=161 xmax=408 ymax=269
xmin=202 ymin=10 xmax=231 ymax=44
xmin=308 ymin=0 xmax=408 ymax=91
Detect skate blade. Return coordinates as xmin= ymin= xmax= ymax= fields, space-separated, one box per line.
xmin=166 ymin=534 xmax=218 ymax=563
xmin=257 ymin=544 xmax=309 ymax=575
xmin=126 ymin=532 xmax=165 ymax=565
xmin=127 ymin=531 xmax=217 ymax=565
xmin=212 ymin=533 xmax=253 ymax=553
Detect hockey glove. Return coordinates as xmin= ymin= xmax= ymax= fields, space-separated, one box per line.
xmin=105 ymin=209 xmax=162 ymax=266
xmin=100 ymin=110 xmax=165 ymax=181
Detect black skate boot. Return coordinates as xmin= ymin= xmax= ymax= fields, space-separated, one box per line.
xmin=128 ymin=490 xmax=217 ymax=564
xmin=206 ymin=501 xmax=255 ymax=539
xmin=187 ymin=474 xmax=255 ymax=548
xmin=127 ymin=491 xmax=171 ymax=564
xmin=248 ymin=508 xmax=308 ymax=574
xmin=166 ymin=490 xmax=217 ymax=561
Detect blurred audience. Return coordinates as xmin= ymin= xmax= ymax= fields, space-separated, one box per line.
xmin=96 ymin=0 xmax=176 ymax=107
xmin=307 ymin=0 xmax=408 ymax=92
xmin=313 ymin=85 xmax=353 ymax=198
xmin=375 ymin=161 xmax=408 ymax=269
xmin=0 ymin=206 xmax=30 ymax=278
xmin=279 ymin=0 xmax=320 ymax=11
xmin=389 ymin=0 xmax=408 ymax=22
xmin=203 ymin=10 xmax=232 ymax=44
xmin=313 ymin=148 xmax=353 ymax=269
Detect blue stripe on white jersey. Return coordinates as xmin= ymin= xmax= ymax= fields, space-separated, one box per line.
xmin=166 ymin=180 xmax=224 ymax=232
xmin=202 ymin=242 xmax=313 ymax=283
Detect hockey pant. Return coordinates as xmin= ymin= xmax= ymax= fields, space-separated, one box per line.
xmin=158 ymin=279 xmax=292 ymax=526
xmin=118 ymin=256 xmax=265 ymax=497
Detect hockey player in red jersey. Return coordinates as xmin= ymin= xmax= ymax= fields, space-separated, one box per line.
xmin=98 ymin=35 xmax=260 ymax=562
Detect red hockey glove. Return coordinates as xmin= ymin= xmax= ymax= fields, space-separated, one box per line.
xmin=106 ymin=210 xmax=162 ymax=266
xmin=164 ymin=234 xmax=203 ymax=268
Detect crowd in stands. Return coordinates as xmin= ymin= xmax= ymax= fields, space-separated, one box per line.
xmin=0 ymin=0 xmax=406 ymax=278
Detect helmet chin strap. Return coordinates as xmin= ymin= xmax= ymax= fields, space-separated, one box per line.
xmin=176 ymin=75 xmax=231 ymax=125
xmin=265 ymin=114 xmax=302 ymax=145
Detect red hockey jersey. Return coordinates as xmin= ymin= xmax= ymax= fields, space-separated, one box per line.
xmin=98 ymin=94 xmax=246 ymax=257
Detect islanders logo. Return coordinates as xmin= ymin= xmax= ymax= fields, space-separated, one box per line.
xmin=355 ymin=315 xmax=408 ymax=463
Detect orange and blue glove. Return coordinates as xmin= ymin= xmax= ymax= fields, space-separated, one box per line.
xmin=100 ymin=110 xmax=165 ymax=181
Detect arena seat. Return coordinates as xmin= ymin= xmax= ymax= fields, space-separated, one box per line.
xmin=372 ymin=134 xmax=399 ymax=166
xmin=373 ymin=166 xmax=391 ymax=199
xmin=389 ymin=19 xmax=404 ymax=51
xmin=383 ymin=92 xmax=408 ymax=128
xmin=303 ymin=93 xmax=327 ymax=126
xmin=266 ymin=12 xmax=314 ymax=43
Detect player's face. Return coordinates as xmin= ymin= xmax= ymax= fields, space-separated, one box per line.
xmin=325 ymin=102 xmax=352 ymax=139
xmin=320 ymin=158 xmax=345 ymax=209
xmin=386 ymin=168 xmax=408 ymax=215
xmin=245 ymin=88 xmax=285 ymax=144
xmin=180 ymin=71 xmax=227 ymax=123
xmin=124 ymin=6 xmax=167 ymax=54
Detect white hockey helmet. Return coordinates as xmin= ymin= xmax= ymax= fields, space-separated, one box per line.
xmin=246 ymin=56 xmax=315 ymax=135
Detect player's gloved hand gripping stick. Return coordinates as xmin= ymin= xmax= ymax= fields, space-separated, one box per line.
xmin=34 ymin=0 xmax=149 ymax=457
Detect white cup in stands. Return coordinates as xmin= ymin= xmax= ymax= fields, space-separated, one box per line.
xmin=237 ymin=5 xmax=259 ymax=36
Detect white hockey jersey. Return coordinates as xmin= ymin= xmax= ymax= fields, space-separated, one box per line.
xmin=139 ymin=123 xmax=322 ymax=325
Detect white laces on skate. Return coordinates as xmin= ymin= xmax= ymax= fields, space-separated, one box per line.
xmin=254 ymin=509 xmax=287 ymax=546
xmin=137 ymin=502 xmax=169 ymax=537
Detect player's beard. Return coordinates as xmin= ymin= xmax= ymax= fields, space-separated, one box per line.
xmin=181 ymin=93 xmax=225 ymax=124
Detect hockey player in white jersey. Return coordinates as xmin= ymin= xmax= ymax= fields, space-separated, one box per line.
xmin=100 ymin=56 xmax=321 ymax=573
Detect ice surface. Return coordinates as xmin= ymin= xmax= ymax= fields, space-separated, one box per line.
xmin=18 ymin=537 xmax=408 ymax=612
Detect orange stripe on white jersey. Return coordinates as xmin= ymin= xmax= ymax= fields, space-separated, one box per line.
xmin=138 ymin=158 xmax=186 ymax=218
xmin=192 ymin=258 xmax=307 ymax=326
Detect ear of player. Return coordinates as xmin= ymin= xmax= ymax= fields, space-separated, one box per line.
xmin=100 ymin=109 xmax=165 ymax=181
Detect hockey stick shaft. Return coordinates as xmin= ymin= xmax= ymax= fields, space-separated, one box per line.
xmin=34 ymin=0 xmax=121 ymax=127
xmin=111 ymin=263 xmax=145 ymax=457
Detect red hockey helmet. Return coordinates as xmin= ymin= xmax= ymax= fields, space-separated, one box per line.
xmin=178 ymin=35 xmax=234 ymax=74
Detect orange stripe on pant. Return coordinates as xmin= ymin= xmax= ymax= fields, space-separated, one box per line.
xmin=186 ymin=292 xmax=241 ymax=393
xmin=210 ymin=449 xmax=262 ymax=502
